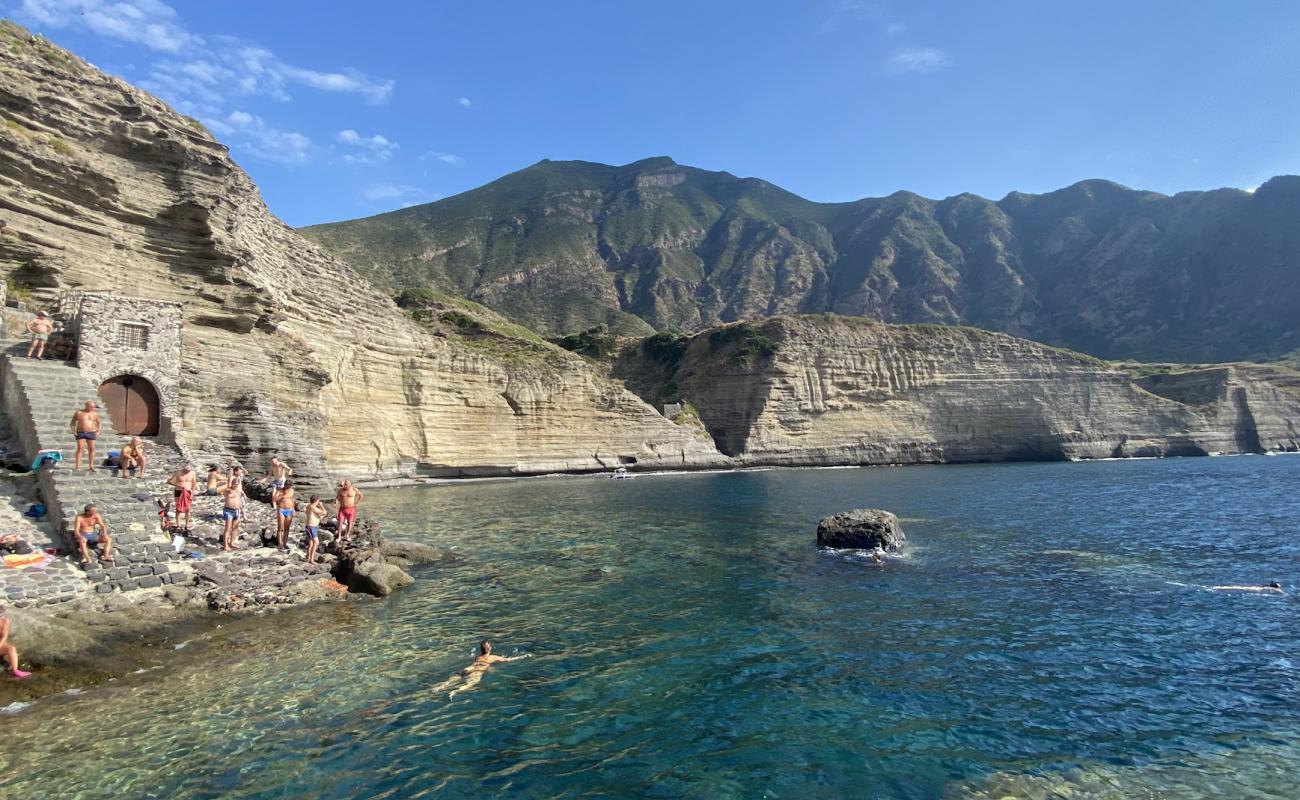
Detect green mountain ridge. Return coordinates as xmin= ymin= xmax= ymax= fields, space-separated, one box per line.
xmin=302 ymin=158 xmax=1300 ymax=362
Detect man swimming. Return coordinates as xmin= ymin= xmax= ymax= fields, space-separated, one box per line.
xmin=431 ymin=640 xmax=528 ymax=698
xmin=272 ymin=480 xmax=296 ymax=552
xmin=1210 ymin=582 xmax=1285 ymax=593
xmin=69 ymin=399 xmax=102 ymax=471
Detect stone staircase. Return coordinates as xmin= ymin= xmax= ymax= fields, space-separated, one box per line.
xmin=0 ymin=350 xmax=187 ymax=592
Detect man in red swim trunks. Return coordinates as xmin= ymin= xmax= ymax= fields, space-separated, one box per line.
xmin=334 ymin=479 xmax=364 ymax=545
xmin=167 ymin=464 xmax=198 ymax=532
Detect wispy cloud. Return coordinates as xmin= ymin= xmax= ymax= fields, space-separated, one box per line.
xmin=420 ymin=151 xmax=466 ymax=167
xmin=202 ymin=110 xmax=312 ymax=165
xmin=19 ymin=0 xmax=199 ymax=52
xmin=885 ymin=46 xmax=951 ymax=75
xmin=455 ymin=96 xmax=473 ymax=108
xmin=884 ymin=22 xmax=907 ymax=37
xmin=361 ymin=183 xmax=429 ymax=204
xmin=820 ymin=0 xmax=883 ymax=33
xmin=18 ymin=0 xmax=394 ymax=105
xmin=337 ymin=129 xmax=398 ymax=163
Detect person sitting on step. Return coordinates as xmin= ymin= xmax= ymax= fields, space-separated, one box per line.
xmin=118 ymin=436 xmax=147 ymax=480
xmin=72 ymin=503 xmax=113 ymax=566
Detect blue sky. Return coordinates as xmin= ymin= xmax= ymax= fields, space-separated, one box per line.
xmin=8 ymin=1 xmax=1300 ymax=226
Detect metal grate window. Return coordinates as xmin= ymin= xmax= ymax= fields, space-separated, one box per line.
xmin=118 ymin=322 xmax=150 ymax=350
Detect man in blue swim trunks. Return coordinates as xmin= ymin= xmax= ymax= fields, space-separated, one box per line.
xmin=70 ymin=399 xmax=102 ymax=472
xmin=272 ymin=480 xmax=296 ymax=552
xmin=220 ymin=478 xmax=245 ymax=552
xmin=304 ymin=494 xmax=326 ymax=564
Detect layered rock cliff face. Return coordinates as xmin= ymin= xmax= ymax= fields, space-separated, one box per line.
xmin=615 ymin=316 xmax=1300 ymax=465
xmin=305 ymin=158 xmax=1300 ymax=363
xmin=0 ymin=22 xmax=727 ymax=479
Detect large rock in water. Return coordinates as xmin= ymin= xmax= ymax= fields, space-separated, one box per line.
xmin=816 ymin=509 xmax=906 ymax=551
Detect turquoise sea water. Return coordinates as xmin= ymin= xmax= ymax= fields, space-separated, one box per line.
xmin=2 ymin=456 xmax=1299 ymax=799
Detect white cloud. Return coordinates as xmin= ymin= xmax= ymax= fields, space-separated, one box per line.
xmin=420 ymin=151 xmax=465 ymax=167
xmin=20 ymin=0 xmax=394 ymax=105
xmin=884 ymin=22 xmax=907 ymax=36
xmin=201 ymin=110 xmax=312 ymax=165
xmin=885 ymin=47 xmax=951 ymax=75
xmin=1244 ymin=184 xmax=1260 ymax=193
xmin=19 ymin=0 xmax=200 ymax=52
xmin=455 ymin=96 xmax=473 ymax=108
xmin=336 ymin=129 xmax=398 ymax=163
xmin=820 ymin=0 xmax=883 ymax=33
xmin=361 ymin=183 xmax=425 ymax=203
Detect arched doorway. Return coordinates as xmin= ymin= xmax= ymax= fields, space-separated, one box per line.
xmin=98 ymin=375 xmax=160 ymax=436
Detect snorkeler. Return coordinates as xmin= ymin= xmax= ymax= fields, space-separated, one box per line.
xmin=1209 ymin=582 xmax=1284 ymax=593
xmin=432 ymin=640 xmax=528 ymax=698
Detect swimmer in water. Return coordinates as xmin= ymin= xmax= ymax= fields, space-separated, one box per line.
xmin=1209 ymin=581 xmax=1284 ymax=593
xmin=872 ymin=546 xmax=886 ymax=566
xmin=432 ymin=640 xmax=528 ymax=698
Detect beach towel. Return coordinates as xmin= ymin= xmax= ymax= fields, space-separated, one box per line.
xmin=31 ymin=450 xmax=62 ymax=470
xmin=3 ymin=552 xmax=53 ymax=569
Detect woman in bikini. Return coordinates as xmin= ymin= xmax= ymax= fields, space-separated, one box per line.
xmin=431 ymin=640 xmax=528 ymax=698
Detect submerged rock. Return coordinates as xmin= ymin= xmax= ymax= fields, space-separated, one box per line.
xmin=816 ymin=509 xmax=906 ymax=551
xmin=380 ymin=540 xmax=459 ymax=566
xmin=332 ymin=546 xmax=415 ymax=597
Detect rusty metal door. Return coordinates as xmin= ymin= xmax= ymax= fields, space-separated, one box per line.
xmin=97 ymin=376 xmax=159 ymax=436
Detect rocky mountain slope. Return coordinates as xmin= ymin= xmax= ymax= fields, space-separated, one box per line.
xmin=0 ymin=21 xmax=727 ymax=479
xmin=613 ymin=316 xmax=1300 ymax=465
xmin=304 ymin=158 xmax=1300 ymax=363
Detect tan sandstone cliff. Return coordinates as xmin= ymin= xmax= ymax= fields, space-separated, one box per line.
xmin=0 ymin=22 xmax=728 ymax=479
xmin=616 ymin=316 xmax=1300 ymax=465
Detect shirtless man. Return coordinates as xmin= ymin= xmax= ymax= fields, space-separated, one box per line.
xmin=272 ymin=480 xmax=296 ymax=551
xmin=0 ymin=605 xmax=32 ymax=679
xmin=205 ymin=465 xmax=226 ymax=496
xmin=26 ymin=311 xmax=53 ymax=359
xmin=431 ymin=641 xmax=528 ymax=698
xmin=220 ymin=478 xmax=246 ymax=551
xmin=118 ymin=436 xmax=147 ymax=479
xmin=303 ymin=494 xmax=326 ymax=564
xmin=266 ymin=457 xmax=293 ymax=490
xmin=335 ymin=480 xmax=364 ymax=544
xmin=70 ymin=400 xmax=102 ymax=471
xmin=72 ymin=503 xmax=113 ymax=565
xmin=167 ymin=464 xmax=198 ymax=532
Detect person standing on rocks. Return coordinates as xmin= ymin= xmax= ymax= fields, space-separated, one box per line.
xmin=69 ymin=399 xmax=102 ymax=471
xmin=167 ymin=464 xmax=198 ymax=533
xmin=266 ymin=457 xmax=293 ymax=490
xmin=272 ymin=480 xmax=296 ymax=552
xmin=25 ymin=311 xmax=53 ymax=359
xmin=205 ymin=465 xmax=226 ymax=496
xmin=335 ymin=480 xmax=364 ymax=545
xmin=221 ymin=478 xmax=246 ymax=552
xmin=72 ymin=503 xmax=113 ymax=566
xmin=118 ymin=436 xmax=147 ymax=479
xmin=304 ymin=494 xmax=326 ymax=564
xmin=0 ymin=605 xmax=32 ymax=679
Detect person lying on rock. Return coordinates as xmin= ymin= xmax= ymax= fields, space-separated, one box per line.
xmin=272 ymin=480 xmax=296 ymax=552
xmin=167 ymin=464 xmax=197 ymax=532
xmin=221 ymin=478 xmax=246 ymax=552
xmin=26 ymin=311 xmax=53 ymax=359
xmin=266 ymin=457 xmax=293 ymax=490
xmin=335 ymin=480 xmax=364 ymax=545
xmin=72 ymin=503 xmax=113 ymax=566
xmin=205 ymin=465 xmax=227 ymax=496
xmin=304 ymin=495 xmax=326 ymax=564
xmin=118 ymin=436 xmax=147 ymax=480
xmin=0 ymin=605 xmax=32 ymax=679
xmin=431 ymin=640 xmax=528 ymax=699
xmin=69 ymin=399 xmax=102 ymax=471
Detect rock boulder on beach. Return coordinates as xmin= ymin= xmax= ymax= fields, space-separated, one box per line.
xmin=816 ymin=509 xmax=906 ymax=551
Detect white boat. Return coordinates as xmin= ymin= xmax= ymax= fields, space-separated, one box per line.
xmin=610 ymin=467 xmax=633 ymax=480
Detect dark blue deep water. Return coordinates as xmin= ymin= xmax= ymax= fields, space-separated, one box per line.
xmin=2 ymin=456 xmax=1299 ymax=798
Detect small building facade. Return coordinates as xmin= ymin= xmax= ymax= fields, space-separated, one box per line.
xmin=67 ymin=291 xmax=184 ymax=444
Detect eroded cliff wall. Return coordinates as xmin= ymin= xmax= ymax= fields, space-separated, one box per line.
xmin=0 ymin=23 xmax=727 ymax=479
xmin=617 ymin=317 xmax=1300 ymax=466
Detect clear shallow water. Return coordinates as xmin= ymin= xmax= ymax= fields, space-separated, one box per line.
xmin=2 ymin=457 xmax=1300 ymax=799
